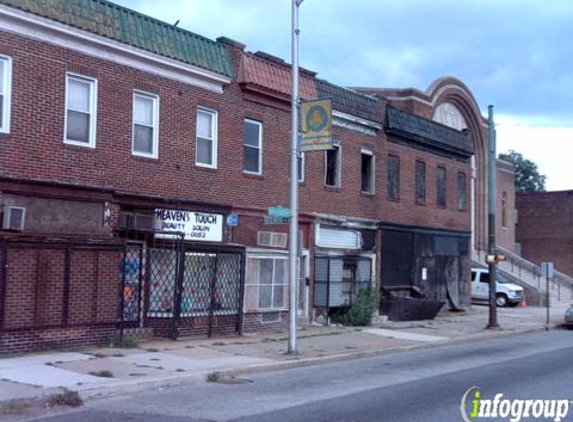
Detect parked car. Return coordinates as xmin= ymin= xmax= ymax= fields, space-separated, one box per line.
xmin=565 ymin=305 xmax=573 ymax=329
xmin=471 ymin=268 xmax=524 ymax=307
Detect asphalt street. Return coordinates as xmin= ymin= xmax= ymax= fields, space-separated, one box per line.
xmin=26 ymin=330 xmax=573 ymax=422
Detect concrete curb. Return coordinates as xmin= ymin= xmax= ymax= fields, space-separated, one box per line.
xmin=217 ymin=325 xmax=548 ymax=378
xmin=0 ymin=323 xmax=555 ymax=410
xmin=59 ymin=324 xmax=553 ymax=402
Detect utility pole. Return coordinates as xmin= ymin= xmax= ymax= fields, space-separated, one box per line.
xmin=487 ymin=105 xmax=499 ymax=328
xmin=288 ymin=0 xmax=304 ymax=354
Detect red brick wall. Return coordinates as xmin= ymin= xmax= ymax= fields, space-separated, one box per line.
xmin=516 ymin=191 xmax=573 ymax=277
xmin=242 ymin=311 xmax=288 ymax=334
xmin=0 ymin=243 xmax=121 ymax=353
xmin=0 ymin=30 xmax=470 ymax=234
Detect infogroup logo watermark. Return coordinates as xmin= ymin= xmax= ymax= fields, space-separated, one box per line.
xmin=460 ymin=387 xmax=571 ymax=422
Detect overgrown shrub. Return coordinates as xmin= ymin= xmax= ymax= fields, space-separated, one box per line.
xmin=343 ymin=286 xmax=379 ymax=326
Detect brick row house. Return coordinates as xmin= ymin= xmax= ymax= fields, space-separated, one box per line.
xmin=0 ymin=0 xmax=491 ymax=352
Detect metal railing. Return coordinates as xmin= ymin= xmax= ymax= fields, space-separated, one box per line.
xmin=474 ymin=247 xmax=573 ymax=302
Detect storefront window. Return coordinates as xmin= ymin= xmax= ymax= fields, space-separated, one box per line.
xmin=245 ymin=257 xmax=288 ymax=311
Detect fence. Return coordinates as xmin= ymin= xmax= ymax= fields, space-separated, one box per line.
xmin=118 ymin=240 xmax=245 ymax=341
xmin=0 ymin=238 xmax=124 ymax=353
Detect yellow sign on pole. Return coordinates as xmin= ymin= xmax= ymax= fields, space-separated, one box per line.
xmin=301 ymin=98 xmax=333 ymax=152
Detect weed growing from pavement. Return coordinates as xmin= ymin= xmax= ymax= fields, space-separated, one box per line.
xmin=206 ymin=372 xmax=221 ymax=382
xmin=111 ymin=337 xmax=139 ymax=349
xmin=47 ymin=389 xmax=83 ymax=408
xmin=88 ymin=370 xmax=114 ymax=378
xmin=0 ymin=400 xmax=32 ymax=416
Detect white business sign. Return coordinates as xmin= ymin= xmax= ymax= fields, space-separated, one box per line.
xmin=154 ymin=209 xmax=223 ymax=242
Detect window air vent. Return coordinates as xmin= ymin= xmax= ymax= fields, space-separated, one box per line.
xmin=257 ymin=231 xmax=288 ymax=248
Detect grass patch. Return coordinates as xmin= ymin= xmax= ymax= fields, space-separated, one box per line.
xmin=47 ymin=389 xmax=83 ymax=408
xmin=211 ymin=342 xmax=226 ymax=346
xmin=0 ymin=400 xmax=32 ymax=416
xmin=111 ymin=337 xmax=139 ymax=349
xmin=206 ymin=372 xmax=221 ymax=383
xmin=88 ymin=370 xmax=114 ymax=378
xmin=145 ymin=348 xmax=159 ymax=353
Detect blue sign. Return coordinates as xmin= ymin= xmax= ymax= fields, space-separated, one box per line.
xmin=227 ymin=213 xmax=239 ymax=227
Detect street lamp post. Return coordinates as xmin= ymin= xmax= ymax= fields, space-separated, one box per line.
xmin=487 ymin=105 xmax=499 ymax=329
xmin=288 ymin=0 xmax=304 ymax=355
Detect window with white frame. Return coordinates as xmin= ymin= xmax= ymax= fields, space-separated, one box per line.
xmin=65 ymin=74 xmax=97 ymax=147
xmin=361 ymin=148 xmax=375 ymax=193
xmin=196 ymin=108 xmax=217 ymax=168
xmin=132 ymin=91 xmax=159 ymax=158
xmin=244 ymin=119 xmax=262 ymax=174
xmin=244 ymin=257 xmax=288 ymax=311
xmin=297 ymin=152 xmax=305 ymax=182
xmin=0 ymin=55 xmax=12 ymax=134
xmin=325 ymin=144 xmax=341 ymax=187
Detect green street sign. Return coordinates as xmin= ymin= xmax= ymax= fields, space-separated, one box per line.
xmin=268 ymin=206 xmax=292 ymax=218
xmin=264 ymin=216 xmax=290 ymax=225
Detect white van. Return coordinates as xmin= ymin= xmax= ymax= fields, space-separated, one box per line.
xmin=471 ymin=268 xmax=524 ymax=307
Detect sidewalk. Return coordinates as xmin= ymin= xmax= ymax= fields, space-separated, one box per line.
xmin=0 ymin=302 xmax=569 ymax=413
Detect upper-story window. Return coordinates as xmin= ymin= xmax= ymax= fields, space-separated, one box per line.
xmin=458 ymin=171 xmax=468 ymax=211
xmin=387 ymin=154 xmax=400 ymax=200
xmin=196 ymin=108 xmax=218 ymax=168
xmin=501 ymin=191 xmax=508 ymax=227
xmin=65 ymin=74 xmax=97 ymax=147
xmin=297 ymin=152 xmax=305 ymax=182
xmin=325 ymin=144 xmax=341 ymax=187
xmin=244 ymin=119 xmax=262 ymax=174
xmin=361 ymin=148 xmax=375 ymax=194
xmin=415 ymin=160 xmax=426 ymax=205
xmin=0 ymin=55 xmax=12 ymax=134
xmin=437 ymin=166 xmax=447 ymax=207
xmin=132 ymin=91 xmax=159 ymax=158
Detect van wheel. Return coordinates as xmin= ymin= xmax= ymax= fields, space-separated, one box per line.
xmin=496 ymin=294 xmax=508 ymax=307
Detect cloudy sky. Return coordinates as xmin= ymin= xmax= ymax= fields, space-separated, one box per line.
xmin=121 ymin=0 xmax=573 ymax=191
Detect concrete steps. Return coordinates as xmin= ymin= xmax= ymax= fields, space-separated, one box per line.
xmin=472 ymin=248 xmax=573 ymax=306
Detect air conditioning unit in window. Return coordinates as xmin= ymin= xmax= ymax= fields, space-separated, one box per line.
xmin=119 ymin=211 xmax=155 ymax=231
xmin=134 ymin=214 xmax=154 ymax=231
xmin=257 ymin=231 xmax=288 ymax=248
xmin=2 ymin=206 xmax=26 ymax=231
xmin=119 ymin=211 xmax=134 ymax=229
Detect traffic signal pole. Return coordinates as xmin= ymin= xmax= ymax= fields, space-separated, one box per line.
xmin=487 ymin=105 xmax=499 ymax=329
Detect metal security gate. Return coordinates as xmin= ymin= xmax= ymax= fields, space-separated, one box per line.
xmin=119 ymin=241 xmax=244 ymax=340
xmin=314 ymin=256 xmax=372 ymax=310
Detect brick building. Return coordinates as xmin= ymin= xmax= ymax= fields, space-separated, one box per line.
xmin=516 ymin=191 xmax=573 ymax=277
xmin=496 ymin=159 xmax=517 ymax=253
xmin=0 ymin=0 xmax=490 ymax=352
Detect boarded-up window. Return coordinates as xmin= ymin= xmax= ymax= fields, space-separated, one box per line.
xmin=325 ymin=145 xmax=341 ymax=187
xmin=458 ymin=172 xmax=467 ymax=211
xmin=437 ymin=166 xmax=446 ymax=207
xmin=501 ymin=191 xmax=508 ymax=227
xmin=415 ymin=160 xmax=426 ymax=205
xmin=387 ymin=154 xmax=400 ymax=200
